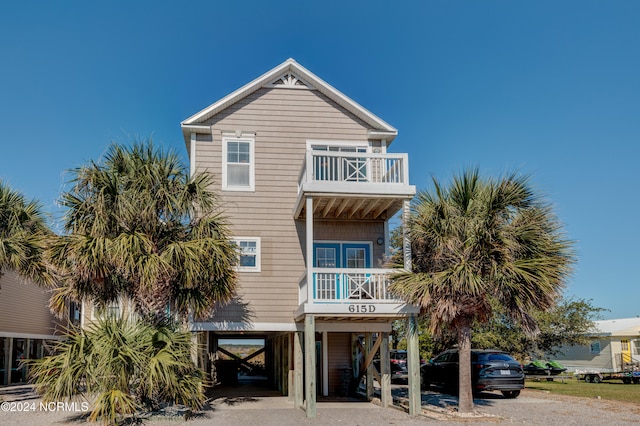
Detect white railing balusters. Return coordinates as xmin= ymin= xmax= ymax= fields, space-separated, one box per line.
xmin=306 ymin=152 xmax=407 ymax=185
xmin=308 ymin=268 xmax=401 ymax=303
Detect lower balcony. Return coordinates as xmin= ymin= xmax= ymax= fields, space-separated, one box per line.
xmin=295 ymin=268 xmax=419 ymax=319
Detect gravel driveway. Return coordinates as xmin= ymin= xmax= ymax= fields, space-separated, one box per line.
xmin=2 ymin=385 xmax=639 ymax=425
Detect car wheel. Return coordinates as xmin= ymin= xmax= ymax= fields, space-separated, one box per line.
xmin=501 ymin=390 xmax=520 ymax=399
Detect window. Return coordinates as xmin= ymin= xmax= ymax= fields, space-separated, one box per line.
xmin=590 ymin=341 xmax=601 ymax=354
xmin=622 ymin=339 xmax=630 ymax=352
xmin=234 ymin=237 xmax=261 ymax=272
xmin=69 ymin=301 xmax=81 ymax=326
xmin=316 ymin=247 xmax=337 ymax=268
xmin=345 ymin=247 xmax=366 ymax=268
xmin=222 ymin=137 xmax=254 ymax=191
xmin=313 ymin=242 xmax=371 ymax=268
xmin=92 ymin=300 xmax=121 ymax=319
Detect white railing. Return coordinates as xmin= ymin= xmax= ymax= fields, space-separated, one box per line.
xmin=307 ymin=268 xmax=400 ymax=303
xmin=299 ymin=151 xmax=409 ymax=189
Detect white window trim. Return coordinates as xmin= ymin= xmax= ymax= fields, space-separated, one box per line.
xmin=234 ymin=236 xmax=261 ymax=273
xmin=306 ymin=139 xmax=371 ymax=152
xmin=313 ymin=240 xmax=373 ymax=267
xmin=91 ymin=299 xmax=123 ymax=320
xmin=222 ymin=137 xmax=255 ymax=192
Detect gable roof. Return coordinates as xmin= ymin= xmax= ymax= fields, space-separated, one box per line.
xmin=181 ymin=58 xmax=397 ymax=142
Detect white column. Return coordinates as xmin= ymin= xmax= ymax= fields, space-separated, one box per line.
xmin=383 ymin=218 xmax=390 ymax=260
xmin=306 ymin=197 xmax=314 ymax=304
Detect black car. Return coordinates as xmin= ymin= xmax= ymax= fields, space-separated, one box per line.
xmin=373 ymin=350 xmax=408 ymax=383
xmin=421 ymin=349 xmax=525 ymax=398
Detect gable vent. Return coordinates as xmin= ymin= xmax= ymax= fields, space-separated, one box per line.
xmin=266 ymin=72 xmax=314 ymax=89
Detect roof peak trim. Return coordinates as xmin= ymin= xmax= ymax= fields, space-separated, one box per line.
xmin=181 ymin=58 xmax=397 ymax=141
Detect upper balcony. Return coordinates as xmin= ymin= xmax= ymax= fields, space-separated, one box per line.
xmin=294 ymin=150 xmax=416 ymax=220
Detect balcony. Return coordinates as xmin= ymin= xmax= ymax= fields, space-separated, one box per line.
xmin=294 ymin=151 xmax=416 ymax=220
xmin=295 ymin=268 xmax=418 ymax=319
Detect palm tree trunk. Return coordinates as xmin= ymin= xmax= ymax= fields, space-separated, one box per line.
xmin=135 ymin=279 xmax=172 ymax=326
xmin=457 ymin=316 xmax=474 ymax=413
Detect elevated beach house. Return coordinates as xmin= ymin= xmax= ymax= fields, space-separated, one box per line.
xmin=181 ymin=59 xmax=421 ymax=416
xmin=0 ymin=270 xmax=67 ymax=385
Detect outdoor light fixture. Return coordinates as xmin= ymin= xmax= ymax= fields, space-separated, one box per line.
xmin=376 ymin=238 xmax=384 ymax=245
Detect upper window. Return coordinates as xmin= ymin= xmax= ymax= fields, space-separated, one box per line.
xmin=223 ymin=138 xmax=254 ymax=191
xmin=234 ymin=237 xmax=261 ymax=272
xmin=590 ymin=341 xmax=601 ymax=354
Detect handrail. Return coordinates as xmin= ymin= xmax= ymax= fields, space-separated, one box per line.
xmin=309 ymin=268 xmax=402 ymax=302
xmin=298 ymin=151 xmax=409 ymax=188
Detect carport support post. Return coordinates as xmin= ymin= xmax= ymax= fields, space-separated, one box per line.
xmin=365 ymin=332 xmax=374 ymax=400
xmin=380 ymin=332 xmax=391 ymax=407
xmin=294 ymin=331 xmax=304 ymax=409
xmin=304 ymin=314 xmax=316 ymax=418
xmin=407 ymin=314 xmax=421 ymax=416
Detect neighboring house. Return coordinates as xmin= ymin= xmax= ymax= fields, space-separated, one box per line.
xmin=0 ymin=270 xmax=64 ymax=385
xmin=181 ymin=58 xmax=419 ymax=415
xmin=551 ymin=318 xmax=640 ymax=372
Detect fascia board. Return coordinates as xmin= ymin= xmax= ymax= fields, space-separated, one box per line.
xmin=180 ymin=59 xmax=398 ymax=140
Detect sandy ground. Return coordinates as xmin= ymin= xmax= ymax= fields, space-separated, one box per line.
xmin=2 ymin=383 xmax=639 ymax=425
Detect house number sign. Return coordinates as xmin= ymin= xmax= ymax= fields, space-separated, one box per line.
xmin=348 ymin=304 xmax=376 ymax=313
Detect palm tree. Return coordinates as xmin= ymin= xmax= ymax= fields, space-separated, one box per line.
xmin=49 ymin=140 xmax=238 ymax=325
xmin=390 ymin=169 xmax=574 ymax=413
xmin=29 ymin=317 xmax=204 ymax=425
xmin=0 ymin=180 xmax=55 ymax=290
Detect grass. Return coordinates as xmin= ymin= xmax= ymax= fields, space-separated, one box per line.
xmin=526 ymin=377 xmax=640 ymax=404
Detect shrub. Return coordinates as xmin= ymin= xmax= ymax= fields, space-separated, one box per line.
xmin=28 ymin=317 xmax=204 ymax=425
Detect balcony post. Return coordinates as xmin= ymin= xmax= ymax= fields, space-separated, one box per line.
xmin=407 ymin=314 xmax=421 ymax=415
xmin=294 ymin=330 xmax=304 ymax=409
xmin=383 ymin=218 xmax=390 ymax=259
xmin=304 ymin=314 xmax=316 ymax=418
xmin=380 ymin=332 xmax=392 ymax=407
xmin=306 ymin=150 xmax=313 ymax=184
xmin=306 ymin=197 xmax=314 ymax=304
xmin=402 ymin=153 xmax=409 ymax=184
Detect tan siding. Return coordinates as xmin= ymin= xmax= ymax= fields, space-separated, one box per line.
xmin=315 ymin=221 xmax=386 ymax=266
xmin=328 ymin=333 xmax=352 ymax=395
xmin=194 ymin=87 xmax=376 ymax=325
xmin=0 ymin=270 xmax=59 ymax=336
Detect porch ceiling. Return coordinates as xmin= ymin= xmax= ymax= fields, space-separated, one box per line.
xmin=294 ymin=195 xmax=406 ymax=220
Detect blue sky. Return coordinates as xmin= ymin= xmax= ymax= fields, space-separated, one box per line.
xmin=1 ymin=1 xmax=638 ymax=319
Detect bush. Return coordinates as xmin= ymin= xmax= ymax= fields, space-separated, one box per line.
xmin=28 ymin=317 xmax=204 ymax=425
